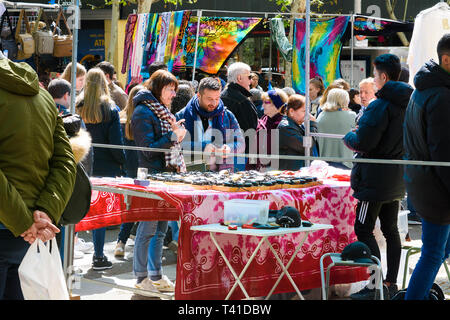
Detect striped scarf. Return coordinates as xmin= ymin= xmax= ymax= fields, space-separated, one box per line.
xmin=141 ymin=99 xmax=186 ymax=173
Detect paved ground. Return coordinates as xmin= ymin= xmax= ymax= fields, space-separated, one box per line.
xmin=71 ymin=223 xmax=449 ymax=300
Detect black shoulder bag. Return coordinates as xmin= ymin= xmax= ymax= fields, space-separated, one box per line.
xmin=0 ymin=9 xmax=18 ymax=60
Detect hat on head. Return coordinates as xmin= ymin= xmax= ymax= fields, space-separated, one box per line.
xmin=61 ymin=113 xmax=82 ymax=138
xmin=276 ymin=206 xmax=301 ymax=228
xmin=267 ymin=90 xmax=285 ymax=109
xmin=341 ymin=241 xmax=374 ymax=264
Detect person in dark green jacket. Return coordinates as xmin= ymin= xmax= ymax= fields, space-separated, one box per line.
xmin=0 ymin=52 xmax=77 ymax=300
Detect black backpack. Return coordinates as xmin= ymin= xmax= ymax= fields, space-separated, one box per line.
xmin=391 ymin=283 xmax=445 ymax=300
xmin=59 ymin=161 xmax=92 ymax=225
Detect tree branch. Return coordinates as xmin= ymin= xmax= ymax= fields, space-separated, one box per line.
xmin=385 ymin=0 xmax=409 ymax=46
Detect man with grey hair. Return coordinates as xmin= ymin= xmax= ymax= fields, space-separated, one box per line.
xmin=356 ymin=77 xmax=378 ymax=123
xmin=221 ymin=62 xmax=258 ymax=170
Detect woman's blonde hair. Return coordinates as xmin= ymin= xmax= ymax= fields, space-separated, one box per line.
xmin=120 ymin=84 xmax=144 ymax=140
xmin=61 ymin=62 xmax=86 ymax=83
xmin=319 ymin=83 xmax=345 ymax=106
xmin=321 ymin=88 xmax=350 ymax=112
xmin=76 ymin=68 xmax=114 ymax=124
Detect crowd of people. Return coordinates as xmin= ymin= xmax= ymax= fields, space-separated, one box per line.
xmin=0 ymin=32 xmax=449 ymax=300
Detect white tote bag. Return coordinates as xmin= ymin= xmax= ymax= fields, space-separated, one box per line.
xmin=18 ymin=238 xmax=69 ymax=300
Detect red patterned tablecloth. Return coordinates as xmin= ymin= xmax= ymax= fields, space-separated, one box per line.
xmin=76 ymin=178 xmax=368 ymax=300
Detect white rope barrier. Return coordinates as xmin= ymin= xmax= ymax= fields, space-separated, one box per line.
xmin=91 ymin=143 xmax=450 ymax=168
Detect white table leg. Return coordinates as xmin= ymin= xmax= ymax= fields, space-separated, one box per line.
xmin=209 ymin=231 xmax=264 ymax=300
xmin=264 ymin=231 xmax=310 ymax=300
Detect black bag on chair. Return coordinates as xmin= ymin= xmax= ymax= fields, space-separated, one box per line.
xmin=59 ymin=161 xmax=92 ymax=225
xmin=0 ymin=9 xmax=18 ymax=60
xmin=390 ymin=283 xmax=445 ymax=300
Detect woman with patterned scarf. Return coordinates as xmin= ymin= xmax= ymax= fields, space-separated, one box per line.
xmin=131 ymin=69 xmax=186 ymax=293
xmin=247 ymin=88 xmax=288 ymax=171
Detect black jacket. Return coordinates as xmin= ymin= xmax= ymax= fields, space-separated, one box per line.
xmin=344 ymin=80 xmax=413 ymax=202
xmin=221 ymin=83 xmax=258 ymax=154
xmin=132 ymin=90 xmax=176 ymax=173
xmin=278 ymin=116 xmax=319 ymax=171
xmin=403 ymin=60 xmax=450 ymax=225
xmin=77 ymin=100 xmax=126 ymax=177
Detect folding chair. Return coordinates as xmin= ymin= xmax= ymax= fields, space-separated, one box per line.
xmin=401 ymin=240 xmax=450 ymax=289
xmin=320 ymin=252 xmax=384 ymax=300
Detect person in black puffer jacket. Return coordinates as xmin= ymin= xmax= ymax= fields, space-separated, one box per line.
xmin=403 ymin=34 xmax=450 ymax=300
xmin=343 ymin=54 xmax=413 ymax=300
xmin=221 ymin=62 xmax=258 ymax=171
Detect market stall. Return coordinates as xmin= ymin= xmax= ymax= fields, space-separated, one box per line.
xmin=76 ymin=170 xmax=368 ymax=300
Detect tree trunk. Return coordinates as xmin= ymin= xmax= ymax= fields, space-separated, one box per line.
xmin=107 ymin=0 xmax=158 ymax=65
xmin=137 ymin=0 xmax=159 ymax=14
xmin=285 ymin=0 xmax=306 ymax=88
xmin=107 ymin=0 xmax=120 ymax=63
xmin=385 ymin=0 xmax=409 ymax=46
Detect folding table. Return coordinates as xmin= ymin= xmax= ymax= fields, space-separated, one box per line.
xmin=190 ymin=223 xmax=334 ymax=300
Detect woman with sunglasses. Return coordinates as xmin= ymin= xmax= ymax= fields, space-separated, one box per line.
xmin=247 ymin=88 xmax=288 ymax=171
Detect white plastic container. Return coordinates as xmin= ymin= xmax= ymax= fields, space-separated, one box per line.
xmin=223 ymin=200 xmax=270 ymax=226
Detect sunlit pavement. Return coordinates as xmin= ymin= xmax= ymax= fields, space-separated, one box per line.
xmin=71 ymin=224 xmax=449 ymax=300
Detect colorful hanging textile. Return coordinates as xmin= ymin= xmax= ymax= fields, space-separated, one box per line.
xmin=168 ymin=10 xmax=192 ymax=73
xmin=353 ymin=15 xmax=414 ymax=36
xmin=140 ymin=13 xmax=160 ymax=79
xmin=156 ymin=12 xmax=172 ymax=63
xmin=178 ymin=17 xmax=262 ymax=75
xmin=140 ymin=11 xmax=191 ymax=79
xmin=270 ymin=18 xmax=292 ymax=62
xmin=292 ymin=16 xmax=350 ymax=95
xmin=121 ymin=14 xmax=138 ymax=74
xmin=129 ymin=13 xmax=150 ymax=84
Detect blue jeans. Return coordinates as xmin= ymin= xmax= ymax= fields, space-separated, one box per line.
xmin=133 ymin=221 xmax=168 ymax=280
xmin=0 ymin=230 xmax=30 ymax=300
xmin=169 ymin=221 xmax=179 ymax=242
xmin=405 ymin=219 xmax=450 ymax=300
xmin=117 ymin=222 xmax=134 ymax=244
xmin=92 ymin=227 xmax=106 ymax=258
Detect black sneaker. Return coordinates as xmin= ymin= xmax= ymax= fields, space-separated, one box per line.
xmin=385 ymin=283 xmax=398 ymax=300
xmin=350 ymin=286 xmax=376 ymax=300
xmin=92 ymin=255 xmax=113 ymax=271
xmin=350 ymin=285 xmax=389 ymax=300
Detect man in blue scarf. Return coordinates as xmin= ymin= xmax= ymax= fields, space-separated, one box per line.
xmin=176 ymin=77 xmax=245 ymax=172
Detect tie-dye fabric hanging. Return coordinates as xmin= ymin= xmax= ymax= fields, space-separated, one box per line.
xmin=177 ymin=17 xmax=262 ymax=75
xmin=292 ymin=16 xmax=350 ymax=95
xmin=353 ymin=15 xmax=413 ymax=36
xmin=167 ymin=10 xmax=192 ymax=72
xmin=140 ymin=11 xmax=191 ymax=79
xmin=140 ymin=13 xmax=160 ymax=80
